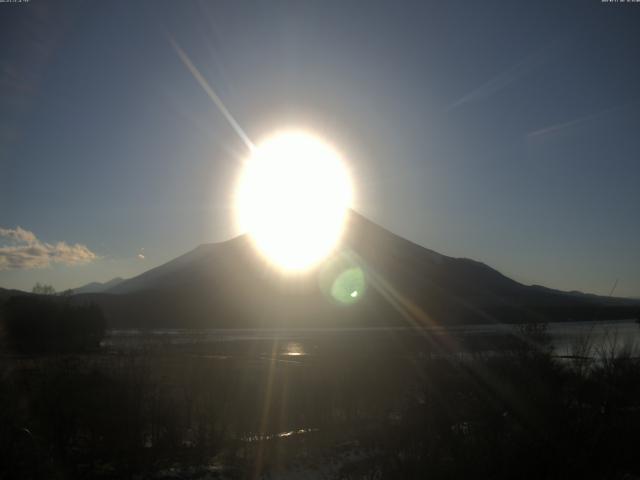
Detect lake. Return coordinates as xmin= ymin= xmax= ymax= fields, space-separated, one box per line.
xmin=103 ymin=319 xmax=640 ymax=359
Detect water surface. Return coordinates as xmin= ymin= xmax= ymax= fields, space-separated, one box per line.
xmin=103 ymin=320 xmax=640 ymax=358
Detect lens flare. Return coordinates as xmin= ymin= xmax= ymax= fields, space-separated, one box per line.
xmin=236 ymin=131 xmax=353 ymax=271
xmin=319 ymin=251 xmax=367 ymax=305
xmin=329 ymin=267 xmax=366 ymax=305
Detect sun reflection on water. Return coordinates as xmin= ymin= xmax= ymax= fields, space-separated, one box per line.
xmin=282 ymin=341 xmax=306 ymax=357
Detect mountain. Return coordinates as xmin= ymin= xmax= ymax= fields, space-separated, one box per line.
xmin=72 ymin=277 xmax=125 ymax=294
xmin=78 ymin=211 xmax=639 ymax=329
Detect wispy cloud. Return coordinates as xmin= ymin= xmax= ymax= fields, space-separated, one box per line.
xmin=446 ymin=36 xmax=571 ymax=112
xmin=527 ymin=103 xmax=633 ymax=141
xmin=0 ymin=226 xmax=97 ymax=271
xmin=447 ymin=50 xmax=547 ymax=111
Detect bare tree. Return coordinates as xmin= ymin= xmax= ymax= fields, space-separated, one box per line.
xmin=31 ymin=283 xmax=56 ymax=295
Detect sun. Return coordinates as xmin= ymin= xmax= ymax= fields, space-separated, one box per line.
xmin=235 ymin=131 xmax=353 ymax=272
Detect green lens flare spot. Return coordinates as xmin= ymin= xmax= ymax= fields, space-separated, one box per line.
xmin=329 ymin=267 xmax=366 ymax=305
xmin=318 ymin=250 xmax=367 ymax=306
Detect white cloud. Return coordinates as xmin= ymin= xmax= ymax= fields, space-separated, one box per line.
xmin=0 ymin=226 xmax=97 ymax=271
xmin=0 ymin=226 xmax=37 ymax=244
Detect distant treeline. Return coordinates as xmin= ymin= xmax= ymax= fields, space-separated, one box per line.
xmin=487 ymin=304 xmax=640 ymax=323
xmin=2 ymin=295 xmax=106 ymax=353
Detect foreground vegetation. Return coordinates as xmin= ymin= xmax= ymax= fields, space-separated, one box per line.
xmin=2 ymin=295 xmax=105 ymax=353
xmin=1 ymin=322 xmax=640 ymax=479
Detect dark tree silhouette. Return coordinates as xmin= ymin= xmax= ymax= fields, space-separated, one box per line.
xmin=31 ymin=283 xmax=56 ymax=295
xmin=3 ymin=295 xmax=106 ymax=353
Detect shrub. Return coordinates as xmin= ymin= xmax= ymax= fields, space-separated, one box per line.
xmin=3 ymin=295 xmax=106 ymax=353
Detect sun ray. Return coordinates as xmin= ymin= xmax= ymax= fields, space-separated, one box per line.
xmin=168 ymin=36 xmax=254 ymax=151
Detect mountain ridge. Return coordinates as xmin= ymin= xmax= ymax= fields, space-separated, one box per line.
xmin=73 ymin=277 xmax=125 ymax=294
xmin=3 ymin=211 xmax=637 ymax=328
xmin=70 ymin=210 xmax=638 ymax=329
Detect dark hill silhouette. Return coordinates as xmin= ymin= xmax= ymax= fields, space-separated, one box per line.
xmin=0 ymin=288 xmax=28 ymax=302
xmin=75 ymin=211 xmax=639 ymax=329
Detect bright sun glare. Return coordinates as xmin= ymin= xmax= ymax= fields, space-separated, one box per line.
xmin=236 ymin=131 xmax=353 ymax=272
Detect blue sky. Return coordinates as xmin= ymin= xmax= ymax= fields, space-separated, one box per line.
xmin=1 ymin=0 xmax=639 ymax=297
